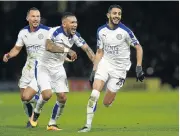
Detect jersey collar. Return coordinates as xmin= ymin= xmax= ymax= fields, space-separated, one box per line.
xmin=27 ymin=24 xmax=42 ymax=32
xmin=106 ymin=23 xmax=120 ymax=30
xmin=61 ymin=26 xmax=73 ymax=38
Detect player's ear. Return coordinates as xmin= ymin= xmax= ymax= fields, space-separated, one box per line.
xmin=26 ymin=15 xmax=29 ymax=21
xmin=106 ymin=13 xmax=110 ymax=19
xmin=62 ymin=20 xmax=66 ymax=27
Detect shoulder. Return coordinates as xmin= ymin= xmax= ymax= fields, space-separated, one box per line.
xmin=118 ymin=23 xmax=133 ymax=34
xmin=18 ymin=26 xmax=29 ymax=36
xmin=74 ymin=31 xmax=81 ymax=37
xmin=97 ymin=24 xmax=107 ymax=34
xmin=38 ymin=24 xmax=50 ymax=31
xmin=50 ymin=26 xmax=62 ymax=37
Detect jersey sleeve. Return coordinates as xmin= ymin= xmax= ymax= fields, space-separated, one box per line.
xmin=73 ymin=32 xmax=86 ymax=47
xmin=126 ymin=30 xmax=140 ymax=46
xmin=15 ymin=30 xmax=24 ymax=47
xmin=47 ymin=27 xmax=59 ymax=41
xmin=97 ymin=30 xmax=103 ymax=49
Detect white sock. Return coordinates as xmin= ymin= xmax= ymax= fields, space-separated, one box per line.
xmin=48 ymin=101 xmax=65 ymax=125
xmin=86 ymin=89 xmax=100 ymax=128
xmin=34 ymin=95 xmax=47 ymax=113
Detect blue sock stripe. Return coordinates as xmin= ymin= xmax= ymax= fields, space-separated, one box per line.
xmin=52 ymin=103 xmax=59 ymax=119
xmin=35 ymin=60 xmax=38 ymax=80
xmin=93 ymin=102 xmax=97 ymax=112
xmin=34 ymin=94 xmax=39 ymax=100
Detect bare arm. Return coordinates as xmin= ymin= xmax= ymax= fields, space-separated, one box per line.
xmin=81 ymin=44 xmax=95 ymax=63
xmin=93 ymin=49 xmax=104 ymax=71
xmin=46 ymin=39 xmax=68 ymax=53
xmin=135 ymin=44 xmax=143 ymax=66
xmin=3 ymin=45 xmax=23 ymax=62
xmin=46 ymin=39 xmax=77 ymax=61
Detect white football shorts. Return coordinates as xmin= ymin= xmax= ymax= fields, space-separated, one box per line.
xmin=37 ymin=64 xmax=69 ymax=93
xmin=18 ymin=61 xmax=39 ymax=92
xmin=94 ymin=57 xmax=131 ymax=92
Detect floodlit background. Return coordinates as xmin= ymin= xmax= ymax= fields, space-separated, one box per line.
xmin=0 ymin=1 xmax=179 ymax=136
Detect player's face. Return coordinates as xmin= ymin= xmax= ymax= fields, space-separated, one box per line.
xmin=27 ymin=10 xmax=41 ymax=28
xmin=65 ymin=16 xmax=78 ymax=35
xmin=108 ymin=8 xmax=122 ymax=25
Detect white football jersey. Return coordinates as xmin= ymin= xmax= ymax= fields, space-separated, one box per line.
xmin=15 ymin=24 xmax=50 ymax=65
xmin=40 ymin=26 xmax=86 ymax=67
xmin=97 ymin=23 xmax=140 ymax=67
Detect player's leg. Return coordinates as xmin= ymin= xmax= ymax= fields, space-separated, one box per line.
xmin=103 ymin=89 xmax=116 ymax=107
xmin=30 ymin=66 xmax=52 ymax=127
xmin=20 ymin=88 xmax=33 ymax=119
xmin=103 ymin=69 xmax=127 ymax=107
xmin=47 ymin=66 xmax=68 ymax=131
xmin=21 ymin=78 xmax=39 ymax=104
xmin=78 ymin=79 xmax=105 ymax=132
xmin=47 ymin=92 xmax=67 ymax=131
xmin=79 ymin=59 xmax=108 ymax=132
xmin=19 ymin=80 xmax=39 ymax=127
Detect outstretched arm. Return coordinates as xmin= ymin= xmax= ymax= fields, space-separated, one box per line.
xmin=46 ymin=39 xmax=77 ymax=61
xmin=46 ymin=39 xmax=70 ymax=53
xmin=81 ymin=44 xmax=95 ymax=63
xmin=3 ymin=45 xmax=23 ymax=62
xmin=135 ymin=44 xmax=144 ymax=82
xmin=135 ymin=44 xmax=143 ymax=66
xmin=93 ymin=49 xmax=103 ymax=71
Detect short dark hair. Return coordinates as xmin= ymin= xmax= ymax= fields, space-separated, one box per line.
xmin=27 ymin=7 xmax=39 ymax=16
xmin=61 ymin=12 xmax=75 ymax=21
xmin=108 ymin=4 xmax=122 ymax=13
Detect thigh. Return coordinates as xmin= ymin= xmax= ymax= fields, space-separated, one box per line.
xmin=37 ymin=65 xmax=51 ymax=91
xmin=107 ymin=70 xmax=126 ymax=92
xmin=94 ymin=58 xmax=109 ymax=83
xmin=18 ymin=65 xmax=34 ymax=89
xmin=51 ymin=66 xmax=69 ymax=93
xmin=28 ymin=77 xmax=39 ymax=92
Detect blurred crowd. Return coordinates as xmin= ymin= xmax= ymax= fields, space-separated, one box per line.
xmin=0 ymin=1 xmax=178 ymax=88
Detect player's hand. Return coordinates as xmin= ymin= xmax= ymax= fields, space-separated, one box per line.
xmin=89 ymin=70 xmax=96 ymax=87
xmin=136 ymin=66 xmax=145 ymax=82
xmin=68 ymin=49 xmax=77 ymax=61
xmin=3 ymin=53 xmax=10 ymax=62
xmin=65 ymin=57 xmax=75 ymax=63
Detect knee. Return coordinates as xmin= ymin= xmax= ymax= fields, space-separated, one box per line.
xmin=58 ymin=93 xmax=67 ymax=103
xmin=103 ymin=99 xmax=114 ymax=107
xmin=21 ymin=93 xmax=32 ymax=102
xmin=42 ymin=90 xmax=52 ymax=101
xmin=103 ymin=100 xmax=111 ymax=107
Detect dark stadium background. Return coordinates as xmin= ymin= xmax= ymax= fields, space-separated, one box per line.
xmin=0 ymin=1 xmax=178 ymax=89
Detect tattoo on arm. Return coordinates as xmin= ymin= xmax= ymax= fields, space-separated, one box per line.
xmin=83 ymin=46 xmax=95 ymax=62
xmin=46 ymin=39 xmax=66 ymax=53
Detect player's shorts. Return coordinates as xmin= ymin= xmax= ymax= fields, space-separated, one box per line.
xmin=37 ymin=64 xmax=69 ymax=93
xmin=18 ymin=61 xmax=39 ymax=92
xmin=94 ymin=58 xmax=131 ymax=92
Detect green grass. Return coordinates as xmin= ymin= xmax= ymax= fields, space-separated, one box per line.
xmin=0 ymin=90 xmax=178 ymax=136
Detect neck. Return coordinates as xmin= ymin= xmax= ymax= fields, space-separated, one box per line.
xmin=29 ymin=24 xmax=39 ymax=32
xmin=63 ymin=27 xmax=70 ymax=37
xmin=107 ymin=21 xmax=118 ymax=30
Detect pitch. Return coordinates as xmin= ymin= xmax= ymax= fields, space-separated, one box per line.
xmin=0 ymin=90 xmax=178 ymax=136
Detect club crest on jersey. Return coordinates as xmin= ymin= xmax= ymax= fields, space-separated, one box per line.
xmin=116 ymin=34 xmax=122 ymax=40
xmin=38 ymin=34 xmax=44 ymax=39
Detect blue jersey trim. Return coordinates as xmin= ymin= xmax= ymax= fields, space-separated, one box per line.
xmin=52 ymin=26 xmax=73 ymax=38
xmin=97 ymin=24 xmax=106 ymax=40
xmin=23 ymin=24 xmax=49 ymax=32
xmin=119 ymin=23 xmax=134 ymax=38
